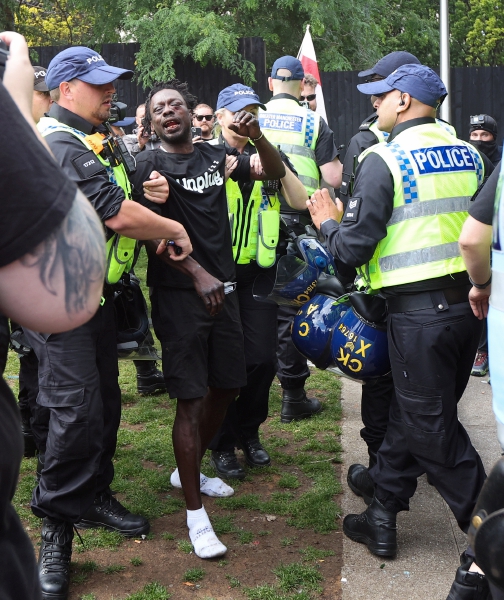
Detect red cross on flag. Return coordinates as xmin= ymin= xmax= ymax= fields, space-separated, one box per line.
xmin=297 ymin=25 xmax=327 ymax=122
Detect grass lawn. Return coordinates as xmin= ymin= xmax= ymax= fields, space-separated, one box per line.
xmin=5 ymin=249 xmax=344 ymax=599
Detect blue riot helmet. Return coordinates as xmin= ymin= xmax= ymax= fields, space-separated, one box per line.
xmin=292 ymin=293 xmax=350 ymax=369
xmin=253 ymin=255 xmax=319 ymax=307
xmin=115 ymin=275 xmax=161 ymax=361
xmin=330 ymin=293 xmax=390 ymax=381
xmin=295 ymin=234 xmax=337 ymax=276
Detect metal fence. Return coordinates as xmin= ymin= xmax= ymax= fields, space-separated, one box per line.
xmin=32 ymin=40 xmax=504 ymax=148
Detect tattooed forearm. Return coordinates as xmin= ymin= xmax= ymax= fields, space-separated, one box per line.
xmin=21 ymin=189 xmax=105 ymax=315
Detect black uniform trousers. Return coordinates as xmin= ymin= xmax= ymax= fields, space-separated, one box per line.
xmin=209 ymin=262 xmax=278 ymax=450
xmin=24 ymin=298 xmax=121 ymax=522
xmin=18 ymin=349 xmax=49 ymax=450
xmin=360 ymin=372 xmax=394 ymax=459
xmin=370 ymin=299 xmax=486 ymax=533
xmin=276 ymin=235 xmax=311 ymax=391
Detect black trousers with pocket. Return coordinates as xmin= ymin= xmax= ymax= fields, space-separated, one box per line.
xmin=24 ymin=298 xmax=121 ymax=522
xmin=370 ymin=298 xmax=486 ymax=532
xmin=209 ymin=263 xmax=278 ymax=450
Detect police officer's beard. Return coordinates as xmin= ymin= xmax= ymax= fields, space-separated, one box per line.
xmin=93 ymin=107 xmax=112 ymax=124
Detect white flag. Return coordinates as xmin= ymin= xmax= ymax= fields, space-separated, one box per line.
xmin=297 ymin=25 xmax=327 ymax=122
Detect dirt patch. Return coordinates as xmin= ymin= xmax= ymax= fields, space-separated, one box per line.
xmin=67 ymin=477 xmax=343 ymax=599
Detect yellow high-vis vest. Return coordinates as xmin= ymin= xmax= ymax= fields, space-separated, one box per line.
xmin=38 ymin=117 xmax=136 ymax=285
xmin=259 ymin=99 xmax=321 ymax=196
xmin=357 ymin=121 xmax=484 ymax=291
xmin=226 ymin=178 xmax=280 ymax=264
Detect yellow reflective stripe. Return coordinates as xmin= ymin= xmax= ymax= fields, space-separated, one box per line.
xmin=379 ymin=242 xmax=460 ymax=272
xmin=279 ymin=143 xmax=316 ymax=161
xmin=388 ymin=196 xmax=470 ymax=226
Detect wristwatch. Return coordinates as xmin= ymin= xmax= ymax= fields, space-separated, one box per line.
xmin=469 ymin=274 xmax=492 ymax=289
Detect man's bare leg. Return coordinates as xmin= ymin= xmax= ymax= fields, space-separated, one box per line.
xmin=172 ymin=386 xmax=238 ymax=558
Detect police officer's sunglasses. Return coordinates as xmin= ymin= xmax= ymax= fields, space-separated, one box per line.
xmin=300 ymin=94 xmax=316 ymax=102
xmin=194 ymin=114 xmax=214 ymax=121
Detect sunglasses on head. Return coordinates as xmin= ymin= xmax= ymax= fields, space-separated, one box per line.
xmin=364 ymin=75 xmax=385 ymax=84
xmin=194 ymin=114 xmax=214 ymax=122
xmin=300 ymin=94 xmax=316 ymax=102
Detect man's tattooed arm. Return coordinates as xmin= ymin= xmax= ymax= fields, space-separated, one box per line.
xmin=0 ymin=189 xmax=106 ymax=333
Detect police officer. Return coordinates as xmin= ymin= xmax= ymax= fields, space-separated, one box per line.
xmin=338 ymin=51 xmax=421 ymax=504
xmin=23 ymin=47 xmax=192 ymax=600
xmin=307 ymin=66 xmax=488 ymax=599
xmin=259 ymin=55 xmax=342 ymax=422
xmin=207 ymin=84 xmax=308 ymax=479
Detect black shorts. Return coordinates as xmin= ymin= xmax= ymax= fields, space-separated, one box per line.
xmin=151 ymin=287 xmax=247 ymax=399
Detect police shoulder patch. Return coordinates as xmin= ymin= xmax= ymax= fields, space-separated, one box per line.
xmin=71 ymin=150 xmax=107 ymax=179
xmin=343 ymin=197 xmax=361 ymax=222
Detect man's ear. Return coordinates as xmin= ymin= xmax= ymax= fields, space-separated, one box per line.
xmin=268 ymin=77 xmax=273 ymax=92
xmin=397 ymin=92 xmax=411 ymax=113
xmin=59 ymin=81 xmax=72 ymax=101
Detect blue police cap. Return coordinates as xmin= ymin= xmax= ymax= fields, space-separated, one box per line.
xmin=270 ymin=56 xmax=304 ymax=81
xmin=357 ymin=64 xmax=447 ymax=108
xmin=216 ymin=84 xmax=266 ymax=112
xmin=358 ymin=51 xmax=420 ymax=79
xmin=46 ymin=47 xmax=133 ymax=90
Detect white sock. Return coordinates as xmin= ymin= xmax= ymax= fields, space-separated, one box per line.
xmin=187 ymin=506 xmax=227 ymax=559
xmin=170 ymin=469 xmax=234 ymax=497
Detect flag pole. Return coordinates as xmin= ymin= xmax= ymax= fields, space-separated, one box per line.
xmin=439 ymin=0 xmax=451 ymax=122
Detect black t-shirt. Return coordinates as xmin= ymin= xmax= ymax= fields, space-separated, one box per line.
xmin=469 ymin=160 xmax=500 ymax=226
xmin=131 ymin=142 xmax=250 ymax=288
xmin=0 ymin=81 xmax=75 ymax=600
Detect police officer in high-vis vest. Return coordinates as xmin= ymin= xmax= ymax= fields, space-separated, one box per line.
xmin=259 ymin=56 xmax=342 ymax=423
xmin=23 ymin=47 xmax=192 ymax=600
xmin=207 ymin=84 xmax=308 ymax=479
xmin=307 ymin=65 xmax=489 ymax=596
xmin=338 ymin=51 xmax=422 ymax=508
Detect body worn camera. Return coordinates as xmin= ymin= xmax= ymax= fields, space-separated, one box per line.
xmin=0 ymin=40 xmax=9 ymax=81
xmin=105 ymin=101 xmax=136 ymax=174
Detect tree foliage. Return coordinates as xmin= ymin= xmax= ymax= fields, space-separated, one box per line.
xmin=11 ymin=0 xmax=504 ymax=83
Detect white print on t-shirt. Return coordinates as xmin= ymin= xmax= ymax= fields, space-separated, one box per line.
xmin=175 ymin=165 xmax=224 ymax=193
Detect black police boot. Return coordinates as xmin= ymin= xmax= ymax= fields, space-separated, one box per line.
xmin=210 ymin=450 xmax=246 ymax=480
xmin=75 ymin=489 xmax=150 ymax=537
xmin=343 ymin=496 xmax=397 ymax=557
xmin=446 ymin=554 xmax=491 ymax=600
xmin=238 ymin=436 xmax=271 ymax=468
xmin=135 ymin=361 xmax=167 ymax=395
xmin=20 ymin=412 xmax=37 ymax=458
xmin=347 ymin=464 xmax=375 ymax=505
xmin=280 ymin=387 xmax=322 ymax=423
xmin=38 ymin=517 xmax=74 ymax=600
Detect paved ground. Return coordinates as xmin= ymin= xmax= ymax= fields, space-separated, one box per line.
xmin=339 ymin=373 xmax=499 ymax=600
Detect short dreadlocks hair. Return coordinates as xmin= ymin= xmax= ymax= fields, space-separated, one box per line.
xmin=143 ymin=79 xmax=198 ymax=132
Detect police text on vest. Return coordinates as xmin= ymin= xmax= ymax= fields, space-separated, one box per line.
xmin=411 ymin=146 xmax=476 ymax=174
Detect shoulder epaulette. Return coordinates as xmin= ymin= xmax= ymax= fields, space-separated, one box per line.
xmin=359 ymin=113 xmax=378 ymax=132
